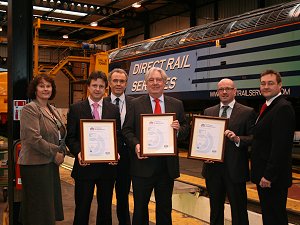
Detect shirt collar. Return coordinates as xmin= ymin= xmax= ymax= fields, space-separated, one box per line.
xmin=111 ymin=93 xmax=125 ymax=103
xmin=266 ymin=92 xmax=281 ymax=106
xmin=88 ymin=96 xmax=103 ymax=107
xmin=220 ymin=99 xmax=235 ymax=109
xmin=149 ymin=94 xmax=164 ymax=103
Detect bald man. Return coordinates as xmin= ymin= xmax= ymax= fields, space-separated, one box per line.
xmin=202 ymin=78 xmax=256 ymax=225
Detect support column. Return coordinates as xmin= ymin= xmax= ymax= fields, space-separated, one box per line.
xmin=7 ymin=0 xmax=33 ymax=224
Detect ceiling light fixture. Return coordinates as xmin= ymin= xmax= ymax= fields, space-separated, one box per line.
xmin=90 ymin=21 xmax=98 ymax=27
xmin=63 ymin=34 xmax=68 ymax=39
xmin=33 ymin=6 xmax=87 ymax=17
xmin=132 ymin=2 xmax=141 ymax=8
xmin=0 ymin=1 xmax=8 ymax=6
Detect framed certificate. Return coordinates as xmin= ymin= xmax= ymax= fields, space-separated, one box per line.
xmin=80 ymin=119 xmax=118 ymax=163
xmin=140 ymin=113 xmax=177 ymax=156
xmin=188 ymin=115 xmax=228 ymax=162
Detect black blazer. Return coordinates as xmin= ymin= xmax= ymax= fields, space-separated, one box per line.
xmin=104 ymin=95 xmax=134 ymax=155
xmin=122 ymin=95 xmax=189 ymax=178
xmin=251 ymin=95 xmax=295 ymax=187
xmin=202 ymin=102 xmax=256 ymax=183
xmin=66 ymin=99 xmax=121 ymax=180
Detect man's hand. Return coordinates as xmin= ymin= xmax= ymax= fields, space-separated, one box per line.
xmin=78 ymin=152 xmax=90 ymax=166
xmin=135 ymin=144 xmax=148 ymax=159
xmin=171 ymin=120 xmax=180 ymax=131
xmin=224 ymin=129 xmax=240 ymax=144
xmin=109 ymin=153 xmax=120 ymax=166
xmin=259 ymin=177 xmax=271 ymax=188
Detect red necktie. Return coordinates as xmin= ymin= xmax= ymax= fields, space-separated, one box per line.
xmin=154 ymin=98 xmax=162 ymax=114
xmin=259 ymin=103 xmax=267 ymax=116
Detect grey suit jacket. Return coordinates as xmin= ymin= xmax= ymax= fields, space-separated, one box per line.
xmin=122 ymin=94 xmax=189 ymax=178
xmin=18 ymin=100 xmax=67 ymax=165
xmin=202 ymin=102 xmax=256 ymax=183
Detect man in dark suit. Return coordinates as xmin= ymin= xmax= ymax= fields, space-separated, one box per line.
xmin=202 ymin=78 xmax=256 ymax=225
xmin=104 ymin=68 xmax=134 ymax=225
xmin=66 ymin=71 xmax=121 ymax=225
xmin=251 ymin=70 xmax=295 ymax=225
xmin=122 ymin=67 xmax=189 ymax=225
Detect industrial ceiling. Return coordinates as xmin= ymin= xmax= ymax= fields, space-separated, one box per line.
xmin=0 ymin=0 xmax=198 ymax=46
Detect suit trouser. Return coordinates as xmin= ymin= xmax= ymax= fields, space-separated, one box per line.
xmin=205 ymin=165 xmax=249 ymax=225
xmin=73 ymin=178 xmax=115 ymax=225
xmin=115 ymin=152 xmax=131 ymax=225
xmin=132 ymin=173 xmax=174 ymax=225
xmin=257 ymin=184 xmax=288 ymax=225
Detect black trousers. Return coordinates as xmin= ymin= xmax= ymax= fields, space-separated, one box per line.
xmin=205 ymin=165 xmax=249 ymax=225
xmin=257 ymin=184 xmax=288 ymax=225
xmin=115 ymin=152 xmax=131 ymax=225
xmin=132 ymin=173 xmax=174 ymax=225
xmin=73 ymin=177 xmax=115 ymax=225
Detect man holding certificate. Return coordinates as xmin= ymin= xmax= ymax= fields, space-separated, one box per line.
xmin=66 ymin=71 xmax=121 ymax=225
xmin=202 ymin=78 xmax=256 ymax=225
xmin=122 ymin=67 xmax=189 ymax=225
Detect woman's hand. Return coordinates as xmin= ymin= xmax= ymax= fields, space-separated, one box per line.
xmin=54 ymin=152 xmax=64 ymax=165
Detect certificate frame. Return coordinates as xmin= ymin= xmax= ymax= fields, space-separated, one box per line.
xmin=80 ymin=119 xmax=118 ymax=163
xmin=188 ymin=115 xmax=228 ymax=162
xmin=140 ymin=113 xmax=177 ymax=157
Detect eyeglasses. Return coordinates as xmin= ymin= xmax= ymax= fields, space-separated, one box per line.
xmin=112 ymin=79 xmax=127 ymax=84
xmin=147 ymin=78 xmax=164 ymax=83
xmin=217 ymin=87 xmax=234 ymax=92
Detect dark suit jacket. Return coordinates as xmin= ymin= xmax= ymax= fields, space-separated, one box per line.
xmin=66 ymin=99 xmax=121 ymax=180
xmin=122 ymin=95 xmax=189 ymax=178
xmin=104 ymin=95 xmax=134 ymax=156
xmin=202 ymin=102 xmax=256 ymax=183
xmin=251 ymin=95 xmax=295 ymax=187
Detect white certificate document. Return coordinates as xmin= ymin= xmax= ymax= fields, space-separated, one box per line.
xmin=189 ymin=116 xmax=227 ymax=161
xmin=81 ymin=120 xmax=117 ymax=162
xmin=141 ymin=114 xmax=176 ymax=156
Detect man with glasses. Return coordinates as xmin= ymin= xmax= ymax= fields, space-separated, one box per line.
xmin=66 ymin=71 xmax=121 ymax=225
xmin=122 ymin=67 xmax=189 ymax=225
xmin=105 ymin=68 xmax=134 ymax=225
xmin=251 ymin=70 xmax=295 ymax=225
xmin=202 ymin=78 xmax=256 ymax=225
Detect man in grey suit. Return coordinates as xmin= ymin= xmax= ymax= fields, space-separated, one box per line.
xmin=104 ymin=68 xmax=134 ymax=225
xmin=122 ymin=67 xmax=189 ymax=225
xmin=202 ymin=78 xmax=256 ymax=225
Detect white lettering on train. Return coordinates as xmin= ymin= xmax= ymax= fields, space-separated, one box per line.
xmin=210 ymin=88 xmax=291 ymax=98
xmin=131 ymin=77 xmax=178 ymax=92
xmin=132 ymin=55 xmax=190 ymax=75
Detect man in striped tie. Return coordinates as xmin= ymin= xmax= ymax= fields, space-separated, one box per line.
xmin=105 ymin=68 xmax=134 ymax=225
xmin=202 ymin=78 xmax=256 ymax=225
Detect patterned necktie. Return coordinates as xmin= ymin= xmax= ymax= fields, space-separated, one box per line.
xmin=115 ymin=97 xmax=120 ymax=110
xmin=221 ymin=105 xmax=229 ymax=118
xmin=154 ymin=98 xmax=162 ymax=114
xmin=259 ymin=103 xmax=267 ymax=116
xmin=92 ymin=102 xmax=100 ymax=120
